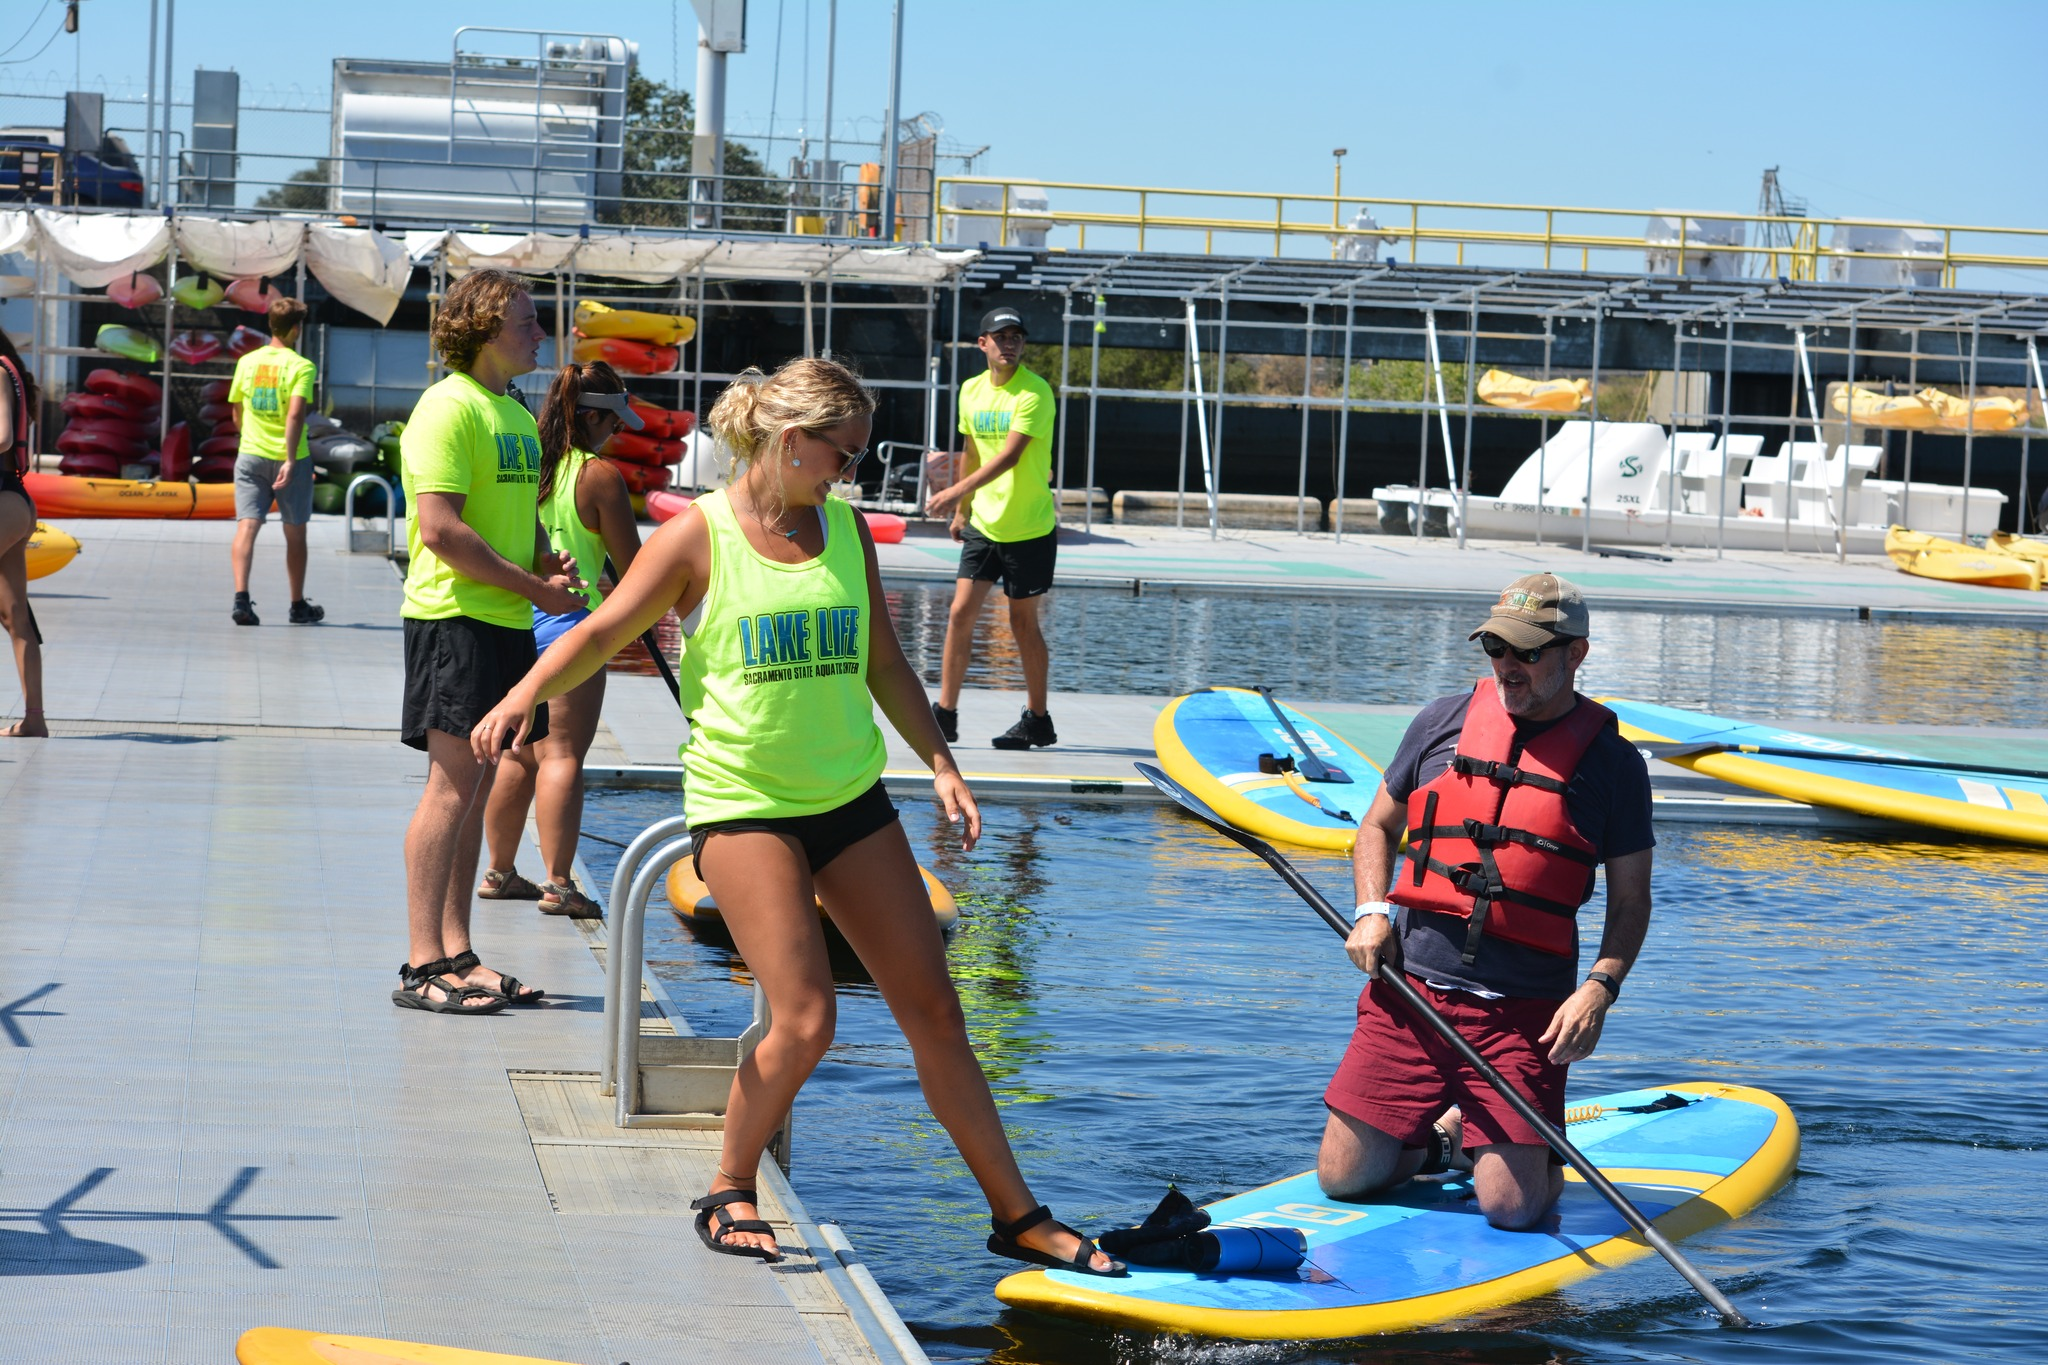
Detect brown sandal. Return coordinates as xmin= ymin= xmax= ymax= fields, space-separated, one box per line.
xmin=478 ymin=867 xmax=544 ymax=901
xmin=539 ymin=878 xmax=603 ymax=919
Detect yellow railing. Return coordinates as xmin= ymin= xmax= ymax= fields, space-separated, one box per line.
xmin=931 ymin=176 xmax=2048 ymax=284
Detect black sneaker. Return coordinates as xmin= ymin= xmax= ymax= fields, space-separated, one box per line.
xmin=289 ymin=598 xmax=326 ymax=624
xmin=232 ymin=596 xmax=259 ymax=626
xmin=932 ymin=702 xmax=959 ymax=743
xmin=991 ymin=708 xmax=1057 ymax=750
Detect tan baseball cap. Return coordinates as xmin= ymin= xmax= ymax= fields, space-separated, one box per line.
xmin=1469 ymin=572 xmax=1589 ymax=649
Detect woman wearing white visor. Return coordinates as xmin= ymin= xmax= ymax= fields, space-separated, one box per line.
xmin=478 ymin=362 xmax=646 ymax=917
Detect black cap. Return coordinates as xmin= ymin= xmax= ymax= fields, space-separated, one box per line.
xmin=978 ymin=306 xmax=1026 ymax=337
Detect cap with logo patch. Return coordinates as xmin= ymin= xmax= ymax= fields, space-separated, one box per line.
xmin=1468 ymin=572 xmax=1589 ymax=649
xmin=978 ymin=306 xmax=1027 ymax=337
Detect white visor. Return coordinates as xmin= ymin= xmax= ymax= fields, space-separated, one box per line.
xmin=577 ymin=390 xmax=644 ymax=430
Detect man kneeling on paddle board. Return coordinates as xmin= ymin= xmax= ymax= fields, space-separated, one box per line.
xmin=1319 ymin=573 xmax=1653 ymax=1230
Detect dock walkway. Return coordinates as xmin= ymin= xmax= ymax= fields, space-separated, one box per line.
xmin=0 ymin=520 xmax=913 ymax=1365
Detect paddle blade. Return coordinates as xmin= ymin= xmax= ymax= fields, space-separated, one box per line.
xmin=1135 ymin=761 xmax=1232 ymax=832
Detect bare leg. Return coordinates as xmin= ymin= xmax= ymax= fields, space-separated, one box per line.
xmin=1317 ymin=1107 xmax=1425 ymax=1198
xmin=1006 ymin=592 xmax=1050 ymax=715
xmin=699 ymin=830 xmax=838 ymax=1257
xmin=480 ymin=743 xmax=539 ymax=880
xmin=0 ymin=494 xmax=44 ymax=738
xmin=282 ymin=521 xmax=309 ymax=602
xmin=230 ymin=517 xmax=261 ymax=594
xmin=938 ymin=576 xmax=996 ymax=710
xmin=817 ymin=823 xmax=1114 ymax=1271
xmin=400 ymin=729 xmax=497 ymax=1007
xmin=1469 ymin=1142 xmax=1563 ymax=1230
xmin=532 ymin=669 xmax=604 ymax=883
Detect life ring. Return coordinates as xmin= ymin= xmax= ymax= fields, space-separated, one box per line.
xmin=571 ymin=336 xmax=678 ymax=376
xmin=86 ymin=369 xmax=163 ymax=407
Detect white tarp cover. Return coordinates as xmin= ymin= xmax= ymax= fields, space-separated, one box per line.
xmin=0 ymin=210 xmax=32 ymax=258
xmin=570 ymin=235 xmax=719 ymax=282
xmin=305 ymin=226 xmax=412 ymax=326
xmin=30 ymin=209 xmax=170 ymax=288
xmin=692 ymin=241 xmax=979 ymax=284
xmin=419 ymin=231 xmax=580 ymax=277
xmin=173 ymin=217 xmax=306 ymax=281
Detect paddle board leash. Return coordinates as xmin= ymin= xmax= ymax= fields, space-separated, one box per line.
xmin=1252 ymin=686 xmax=1351 ymax=784
xmin=1637 ymin=738 xmax=2048 ymax=784
xmin=1134 ymin=760 xmax=1756 ymax=1330
xmin=1277 ymin=767 xmax=1356 ymax=824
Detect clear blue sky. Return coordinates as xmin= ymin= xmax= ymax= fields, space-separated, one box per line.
xmin=4 ymin=1 xmax=2043 ymax=268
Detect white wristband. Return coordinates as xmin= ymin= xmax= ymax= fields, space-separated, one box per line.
xmin=1351 ymin=900 xmax=1396 ymax=926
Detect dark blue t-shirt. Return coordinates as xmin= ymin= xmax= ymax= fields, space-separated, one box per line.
xmin=1382 ymin=689 xmax=1654 ymax=1000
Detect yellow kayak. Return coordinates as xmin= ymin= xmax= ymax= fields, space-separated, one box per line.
xmin=573 ymin=299 xmax=696 ymax=346
xmin=25 ymin=521 xmax=79 ymax=580
xmin=1989 ymin=530 xmax=2048 ymax=568
xmin=1885 ymin=525 xmax=2041 ymax=591
xmin=666 ymin=859 xmax=959 ymax=933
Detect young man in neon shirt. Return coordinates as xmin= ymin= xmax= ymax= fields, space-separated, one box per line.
xmin=227 ymin=298 xmax=320 ymax=625
xmin=925 ymin=307 xmax=1060 ymax=750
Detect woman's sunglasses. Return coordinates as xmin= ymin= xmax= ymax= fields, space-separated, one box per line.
xmin=1477 ymin=634 xmax=1559 ymax=665
xmin=808 ymin=432 xmax=867 ymax=475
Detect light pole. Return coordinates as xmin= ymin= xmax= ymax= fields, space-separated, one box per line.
xmin=1330 ymin=147 xmax=1347 ymax=259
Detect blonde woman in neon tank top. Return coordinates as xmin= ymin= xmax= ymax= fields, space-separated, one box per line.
xmin=479 ymin=361 xmax=644 ymax=918
xmin=473 ymin=357 xmax=1123 ymax=1277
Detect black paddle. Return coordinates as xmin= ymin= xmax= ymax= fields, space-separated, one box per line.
xmin=1637 ymin=738 xmax=2048 ymax=785
xmin=1252 ymin=686 xmax=1351 ymax=784
xmin=1133 ymin=760 xmax=1755 ymax=1330
xmin=601 ymin=553 xmax=683 ymax=702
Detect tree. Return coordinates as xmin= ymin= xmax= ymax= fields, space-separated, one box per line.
xmin=255 ymin=160 xmax=333 ymax=212
xmin=610 ymin=73 xmax=783 ymax=230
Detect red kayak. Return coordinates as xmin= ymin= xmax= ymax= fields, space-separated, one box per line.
xmin=85 ymin=368 xmax=164 ymax=407
xmin=644 ymin=489 xmax=905 ymax=543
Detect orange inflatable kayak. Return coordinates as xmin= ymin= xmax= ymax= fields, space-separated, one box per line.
xmin=25 ymin=472 xmax=237 ymax=520
xmin=643 ymin=488 xmax=904 ymax=542
xmin=571 ymin=336 xmax=678 ymax=376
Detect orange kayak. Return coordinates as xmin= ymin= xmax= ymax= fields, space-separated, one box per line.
xmin=25 ymin=472 xmax=237 ymax=520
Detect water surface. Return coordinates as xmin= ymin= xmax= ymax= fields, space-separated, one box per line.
xmin=584 ymin=793 xmax=2048 ymax=1365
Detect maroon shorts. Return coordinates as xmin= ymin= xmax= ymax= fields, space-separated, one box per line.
xmin=1324 ymin=976 xmax=1568 ymax=1154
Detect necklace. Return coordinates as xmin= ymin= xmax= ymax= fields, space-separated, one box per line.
xmin=739 ymin=492 xmax=801 ymax=541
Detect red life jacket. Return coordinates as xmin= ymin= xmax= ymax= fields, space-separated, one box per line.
xmin=1389 ymin=680 xmax=1615 ymax=963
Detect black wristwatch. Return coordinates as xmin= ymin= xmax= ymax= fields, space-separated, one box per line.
xmin=1585 ymin=971 xmax=1621 ymax=1000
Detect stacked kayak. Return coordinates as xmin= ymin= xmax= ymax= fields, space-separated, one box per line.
xmin=1608 ymin=697 xmax=2048 ymax=846
xmin=55 ymin=369 xmax=163 ymax=479
xmin=24 ymin=472 xmax=236 ymax=520
xmin=1153 ymin=687 xmax=1378 ymax=851
xmin=998 ymin=1082 xmax=1797 ymax=1338
xmin=1885 ymin=525 xmax=2040 ymax=590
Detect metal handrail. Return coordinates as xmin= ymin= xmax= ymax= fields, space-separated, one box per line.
xmin=933 ymin=174 xmax=2048 ymax=280
xmin=342 ymin=473 xmax=400 ymax=557
xmin=601 ymin=815 xmax=691 ymax=1094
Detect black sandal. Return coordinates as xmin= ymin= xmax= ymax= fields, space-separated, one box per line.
xmin=691 ymin=1188 xmax=781 ymax=1262
xmin=447 ymin=948 xmax=544 ymax=1005
xmin=391 ymin=958 xmax=505 ymax=1015
xmin=988 ymin=1204 xmax=1126 ymax=1277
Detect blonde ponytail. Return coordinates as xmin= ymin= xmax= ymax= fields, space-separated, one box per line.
xmin=707 ymin=357 xmax=875 ymax=480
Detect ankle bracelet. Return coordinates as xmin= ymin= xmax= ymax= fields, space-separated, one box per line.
xmin=716 ymin=1165 xmax=756 ymax=1184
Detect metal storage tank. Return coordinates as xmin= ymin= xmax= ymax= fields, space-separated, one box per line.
xmin=331 ymin=28 xmax=635 ymax=226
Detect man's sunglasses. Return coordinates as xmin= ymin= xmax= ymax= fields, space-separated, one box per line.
xmin=1477 ymin=634 xmax=1562 ymax=665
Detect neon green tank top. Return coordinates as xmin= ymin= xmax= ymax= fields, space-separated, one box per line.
xmin=676 ymin=489 xmax=887 ymax=824
xmin=540 ymin=448 xmax=606 ymax=611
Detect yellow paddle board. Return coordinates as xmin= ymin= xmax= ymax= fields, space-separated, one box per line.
xmin=25 ymin=521 xmax=79 ymax=580
xmin=237 ymin=1327 xmax=582 ymax=1365
xmin=666 ymin=859 xmax=959 ymax=933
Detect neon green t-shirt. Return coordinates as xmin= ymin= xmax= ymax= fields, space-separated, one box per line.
xmin=227 ymin=344 xmax=316 ymax=462
xmin=958 ymin=364 xmax=1057 ymax=542
xmin=400 ymin=371 xmax=543 ymax=628
xmin=540 ymin=448 xmax=606 ymax=612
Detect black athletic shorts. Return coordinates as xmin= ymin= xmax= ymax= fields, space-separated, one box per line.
xmin=689 ymin=780 xmax=898 ymax=879
xmin=401 ymin=615 xmax=550 ymax=752
xmin=957 ymin=527 xmax=1057 ymax=599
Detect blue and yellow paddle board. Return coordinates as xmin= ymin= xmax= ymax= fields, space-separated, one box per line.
xmin=996 ymin=1081 xmax=1796 ymax=1339
xmin=1607 ymin=698 xmax=2048 ymax=847
xmin=1153 ymin=688 xmax=1380 ymax=852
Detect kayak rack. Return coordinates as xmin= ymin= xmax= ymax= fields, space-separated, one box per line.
xmin=343 ymin=473 xmax=402 ymax=560
xmin=602 ymin=816 xmax=786 ymax=1161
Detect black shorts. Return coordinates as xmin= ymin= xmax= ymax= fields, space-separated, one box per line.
xmin=401 ymin=615 xmax=551 ymax=752
xmin=690 ymin=781 xmax=898 ymax=879
xmin=958 ymin=527 xmax=1057 ymax=599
